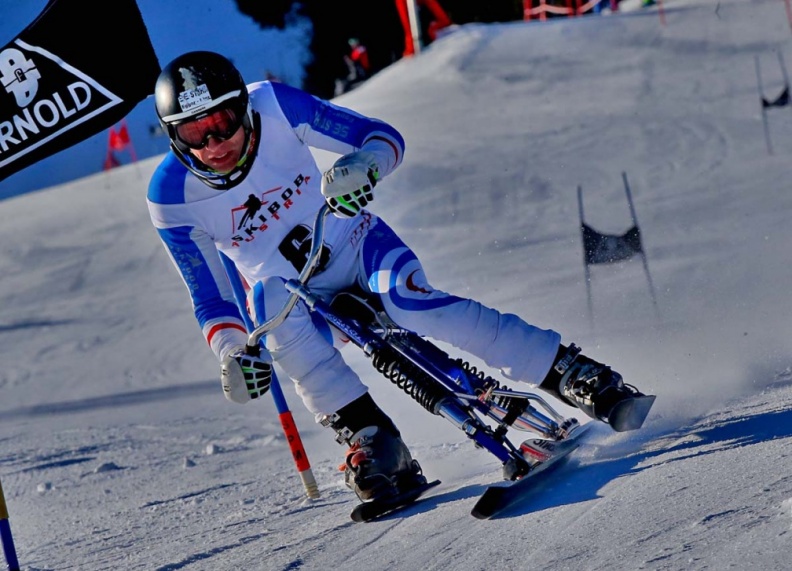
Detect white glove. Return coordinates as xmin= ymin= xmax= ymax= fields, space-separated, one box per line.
xmin=220 ymin=346 xmax=273 ymax=404
xmin=321 ymin=151 xmax=380 ymax=218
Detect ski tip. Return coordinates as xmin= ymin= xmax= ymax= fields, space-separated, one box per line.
xmin=470 ymin=487 xmax=506 ymax=520
xmin=609 ymin=394 xmax=656 ymax=432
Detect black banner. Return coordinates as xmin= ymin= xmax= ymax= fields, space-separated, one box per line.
xmin=0 ymin=0 xmax=160 ymax=182
xmin=762 ymin=85 xmax=790 ymax=108
xmin=582 ymin=223 xmax=643 ymax=265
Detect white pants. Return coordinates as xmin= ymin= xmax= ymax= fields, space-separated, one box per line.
xmin=249 ymin=214 xmax=560 ymax=417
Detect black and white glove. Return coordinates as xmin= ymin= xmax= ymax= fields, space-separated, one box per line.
xmin=220 ymin=346 xmax=273 ymax=404
xmin=321 ymin=151 xmax=379 ymax=218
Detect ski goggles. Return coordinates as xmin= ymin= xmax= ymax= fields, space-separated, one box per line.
xmin=174 ymin=107 xmax=242 ymax=150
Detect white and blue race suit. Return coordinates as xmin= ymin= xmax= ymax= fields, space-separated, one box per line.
xmin=147 ymin=81 xmax=561 ymax=417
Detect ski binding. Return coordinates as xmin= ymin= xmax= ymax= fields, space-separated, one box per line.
xmin=471 ymin=424 xmax=591 ymax=520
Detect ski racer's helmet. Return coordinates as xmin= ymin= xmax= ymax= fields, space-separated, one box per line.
xmin=154 ymin=51 xmax=259 ymax=189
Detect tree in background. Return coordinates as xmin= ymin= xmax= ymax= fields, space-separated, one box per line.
xmin=235 ymin=0 xmax=521 ymax=99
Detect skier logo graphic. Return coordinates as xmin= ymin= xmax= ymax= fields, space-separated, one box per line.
xmin=230 ymin=175 xmax=310 ymax=246
xmin=230 ymin=190 xmax=275 ymax=244
xmin=237 ymin=194 xmax=263 ymax=230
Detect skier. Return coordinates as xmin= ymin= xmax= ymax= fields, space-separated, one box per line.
xmin=346 ymin=38 xmax=370 ymax=82
xmin=336 ymin=39 xmax=370 ymax=96
xmin=147 ymin=51 xmax=649 ymax=505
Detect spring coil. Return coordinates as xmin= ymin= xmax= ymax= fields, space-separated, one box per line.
xmin=453 ymin=358 xmax=500 ymax=393
xmin=371 ymin=345 xmax=450 ymax=413
xmin=454 ymin=358 xmax=526 ymax=413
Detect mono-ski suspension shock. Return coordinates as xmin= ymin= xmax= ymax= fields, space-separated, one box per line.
xmin=454 ymin=358 xmax=527 ymax=409
xmin=452 ymin=358 xmax=500 ymax=393
xmin=370 ymin=345 xmax=451 ymax=413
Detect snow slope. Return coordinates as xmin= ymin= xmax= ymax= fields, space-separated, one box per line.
xmin=1 ymin=0 xmax=792 ymax=569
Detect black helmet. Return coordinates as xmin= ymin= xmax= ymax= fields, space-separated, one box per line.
xmin=154 ymin=51 xmax=259 ymax=189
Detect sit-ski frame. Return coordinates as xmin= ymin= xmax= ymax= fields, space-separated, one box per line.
xmin=244 ymin=204 xmax=580 ymax=478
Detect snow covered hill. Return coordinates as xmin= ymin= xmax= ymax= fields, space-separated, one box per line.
xmin=1 ymin=1 xmax=792 ymax=569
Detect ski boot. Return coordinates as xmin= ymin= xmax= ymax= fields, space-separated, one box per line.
xmin=321 ymin=393 xmax=427 ymax=501
xmin=538 ymin=344 xmax=655 ymax=432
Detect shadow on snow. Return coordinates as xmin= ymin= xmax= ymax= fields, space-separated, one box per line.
xmin=484 ymin=404 xmax=792 ymax=519
xmin=0 ymin=380 xmax=218 ymax=421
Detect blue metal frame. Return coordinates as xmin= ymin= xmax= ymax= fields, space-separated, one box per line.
xmin=285 ymin=280 xmax=518 ymax=464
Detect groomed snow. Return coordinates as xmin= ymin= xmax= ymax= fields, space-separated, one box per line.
xmin=1 ymin=1 xmax=792 ymax=569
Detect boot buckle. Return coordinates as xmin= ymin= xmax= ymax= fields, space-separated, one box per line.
xmin=553 ymin=343 xmax=581 ymax=375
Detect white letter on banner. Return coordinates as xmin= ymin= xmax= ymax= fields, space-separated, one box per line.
xmin=53 ymin=92 xmax=76 ymax=119
xmin=13 ymin=107 xmax=40 ymax=141
xmin=33 ymin=99 xmax=59 ymax=128
xmin=67 ymin=81 xmax=91 ymax=110
xmin=0 ymin=121 xmax=19 ymax=152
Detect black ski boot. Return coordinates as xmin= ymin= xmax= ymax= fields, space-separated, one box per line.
xmin=539 ymin=344 xmax=655 ymax=431
xmin=321 ymin=393 xmax=427 ymax=501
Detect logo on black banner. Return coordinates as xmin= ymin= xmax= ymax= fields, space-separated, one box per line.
xmin=0 ymin=39 xmax=122 ymax=169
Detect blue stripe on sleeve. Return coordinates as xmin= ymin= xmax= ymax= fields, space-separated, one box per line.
xmin=156 ymin=225 xmax=241 ymax=328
